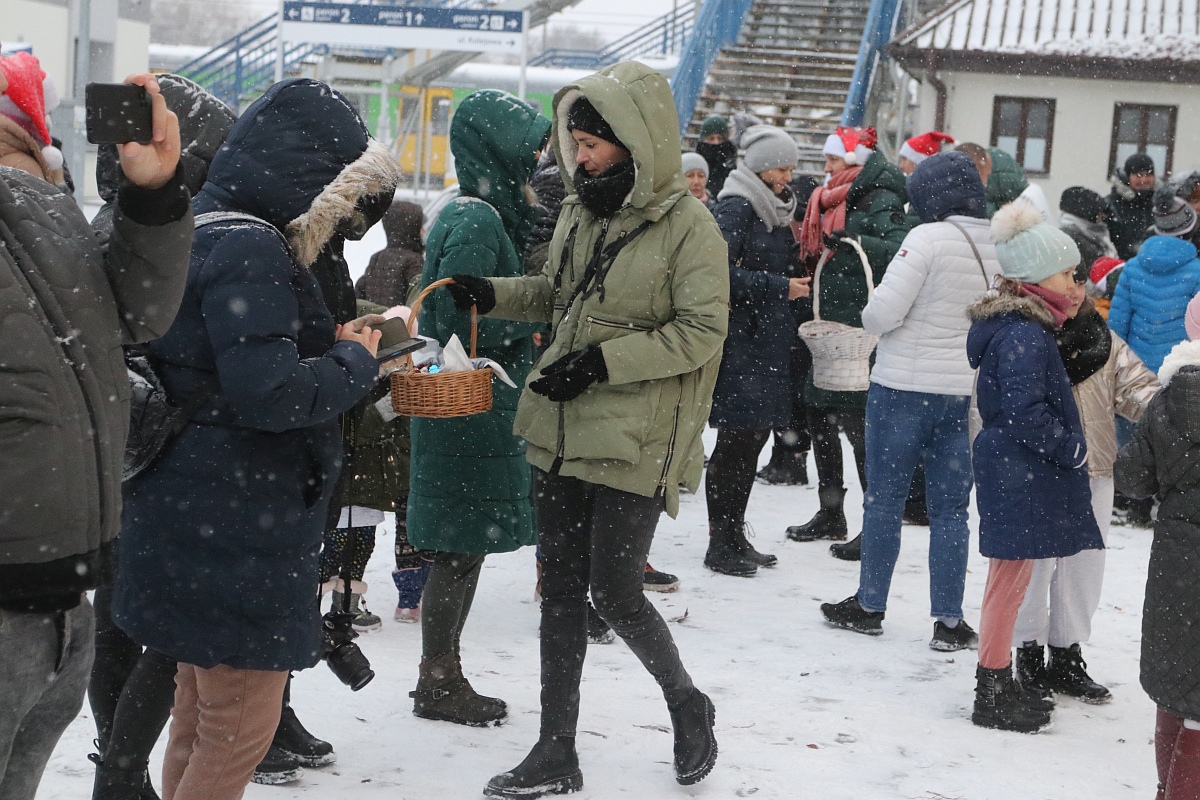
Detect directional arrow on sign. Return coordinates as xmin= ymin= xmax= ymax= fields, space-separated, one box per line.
xmin=287 ymin=7 xmax=299 ymax=18
xmin=506 ymin=19 xmax=518 ymax=29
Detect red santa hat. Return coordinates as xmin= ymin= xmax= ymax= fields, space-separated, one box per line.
xmin=899 ymin=131 xmax=955 ymax=166
xmin=1089 ymin=256 xmax=1124 ymax=291
xmin=0 ymin=52 xmax=52 ymax=145
xmin=822 ymin=126 xmax=877 ymax=167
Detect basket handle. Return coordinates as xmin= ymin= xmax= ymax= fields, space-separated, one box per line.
xmin=809 ymin=238 xmax=874 ymax=323
xmin=403 ymin=277 xmax=479 ymax=369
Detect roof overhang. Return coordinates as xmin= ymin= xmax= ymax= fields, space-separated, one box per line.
xmin=889 ymin=44 xmax=1200 ymax=84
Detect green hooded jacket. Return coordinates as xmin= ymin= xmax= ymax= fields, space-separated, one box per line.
xmin=806 ymin=150 xmax=912 ymax=409
xmin=407 ymin=91 xmax=551 ymax=555
xmin=985 ymin=147 xmax=1029 ymax=217
xmin=487 ymin=62 xmax=730 ymax=518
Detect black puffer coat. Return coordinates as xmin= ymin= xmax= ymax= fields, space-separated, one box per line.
xmin=1115 ymin=340 xmax=1200 ymax=719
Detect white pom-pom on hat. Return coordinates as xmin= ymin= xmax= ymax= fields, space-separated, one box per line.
xmin=41 ymin=144 xmax=62 ymax=171
xmin=991 ymin=199 xmax=1044 ymax=245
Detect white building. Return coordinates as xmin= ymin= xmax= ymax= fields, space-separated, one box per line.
xmin=891 ymin=0 xmax=1200 ymax=207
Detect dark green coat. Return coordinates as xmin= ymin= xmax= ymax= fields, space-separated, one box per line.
xmin=985 ymin=147 xmax=1029 ymax=217
xmin=407 ymin=91 xmax=550 ymax=556
xmin=806 ymin=151 xmax=911 ymax=409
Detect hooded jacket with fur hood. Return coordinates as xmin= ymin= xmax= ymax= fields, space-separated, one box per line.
xmin=114 ymin=79 xmax=401 ymax=671
xmin=486 ymin=61 xmax=730 ymax=517
xmin=1115 ymin=339 xmax=1200 ymax=720
xmin=967 ymin=291 xmax=1104 ymax=560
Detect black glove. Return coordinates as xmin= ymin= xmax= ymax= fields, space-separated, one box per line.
xmin=447 ymin=274 xmax=496 ymax=314
xmin=823 ymin=228 xmax=850 ymax=251
xmin=529 ymin=346 xmax=608 ymax=402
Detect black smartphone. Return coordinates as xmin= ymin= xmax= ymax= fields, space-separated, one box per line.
xmin=375 ymin=337 xmax=426 ymax=364
xmin=86 ymin=83 xmax=153 ymax=145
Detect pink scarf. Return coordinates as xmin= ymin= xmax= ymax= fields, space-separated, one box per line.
xmin=1018 ymin=283 xmax=1075 ymax=328
xmin=799 ymin=166 xmax=863 ymax=258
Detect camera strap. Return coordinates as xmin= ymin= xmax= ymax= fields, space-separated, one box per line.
xmin=339 ymin=408 xmax=358 ymax=614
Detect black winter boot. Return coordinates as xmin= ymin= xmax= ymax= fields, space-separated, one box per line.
xmin=704 ymin=521 xmax=758 ymax=577
xmin=732 ymin=522 xmax=777 ymax=567
xmin=820 ymin=595 xmax=883 ymax=635
xmin=1016 ymin=641 xmax=1054 ymax=700
xmin=273 ymin=705 xmax=337 ymax=766
xmin=756 ymin=449 xmax=808 ymax=485
xmin=484 ymin=735 xmax=583 ymax=798
xmin=251 ymin=743 xmax=302 ymax=785
xmin=1047 ymin=644 xmax=1112 ymax=704
xmin=89 ymin=753 xmax=159 ymax=800
xmin=668 ymin=689 xmax=718 ymax=785
xmin=829 ymin=533 xmax=861 ymax=561
xmin=411 ymin=651 xmax=508 ymax=726
xmin=786 ymin=487 xmax=848 ymax=542
xmin=972 ymin=664 xmax=1052 ymax=733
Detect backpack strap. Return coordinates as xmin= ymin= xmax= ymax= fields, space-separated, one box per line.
xmin=945 ymin=219 xmax=991 ymax=288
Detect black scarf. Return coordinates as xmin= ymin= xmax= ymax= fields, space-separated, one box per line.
xmin=574 ymin=160 xmax=635 ymax=219
xmin=1055 ymin=304 xmax=1112 ymax=386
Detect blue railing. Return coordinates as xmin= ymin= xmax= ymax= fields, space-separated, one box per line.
xmin=530 ymin=4 xmax=694 ymax=68
xmin=840 ymin=0 xmax=902 ymax=125
xmin=669 ymin=0 xmax=755 ymax=134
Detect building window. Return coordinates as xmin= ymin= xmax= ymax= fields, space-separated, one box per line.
xmin=990 ymin=97 xmax=1056 ymax=176
xmin=1110 ymin=104 xmax=1177 ymax=177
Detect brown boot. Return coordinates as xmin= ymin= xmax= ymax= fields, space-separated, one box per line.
xmin=410 ymin=652 xmax=507 ymax=727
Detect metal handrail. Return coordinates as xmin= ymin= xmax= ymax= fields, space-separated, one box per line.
xmin=530 ymin=3 xmax=694 ymax=68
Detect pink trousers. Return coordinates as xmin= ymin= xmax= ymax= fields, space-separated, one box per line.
xmin=978 ymin=558 xmax=1034 ymax=670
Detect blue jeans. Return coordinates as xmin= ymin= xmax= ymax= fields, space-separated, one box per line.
xmin=856 ymin=384 xmax=972 ymax=619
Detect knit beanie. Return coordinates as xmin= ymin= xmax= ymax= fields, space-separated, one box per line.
xmin=992 ymin=200 xmax=1081 ymax=284
xmin=680 ymin=151 xmax=709 ymax=177
xmin=1125 ymin=152 xmax=1156 ymax=176
xmin=823 ymin=126 xmax=876 ymax=167
xmin=1059 ymin=186 xmax=1107 ymax=221
xmin=740 ymin=125 xmax=799 ymax=173
xmin=1153 ymin=194 xmax=1198 ymax=237
xmin=898 ymin=131 xmax=954 ymax=166
xmin=1188 ymin=292 xmax=1200 ymax=341
xmin=567 ymin=97 xmax=624 ymax=149
xmin=699 ymin=114 xmax=729 ymax=139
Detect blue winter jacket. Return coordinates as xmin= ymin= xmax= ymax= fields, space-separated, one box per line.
xmin=966 ymin=292 xmax=1103 ymax=560
xmin=709 ymin=194 xmax=801 ymax=429
xmin=113 ymin=80 xmax=387 ymax=671
xmin=1107 ymin=235 xmax=1200 ymax=373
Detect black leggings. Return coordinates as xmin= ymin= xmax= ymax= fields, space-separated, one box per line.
xmin=319 ymin=525 xmax=378 ymax=584
xmin=705 ymin=428 xmax=772 ymax=525
xmin=774 ymin=344 xmax=814 ymax=456
xmin=536 ymin=469 xmax=693 ymax=738
xmin=807 ymin=406 xmax=867 ymax=492
xmin=421 ymin=551 xmax=485 ymax=660
xmin=90 ymin=582 xmax=142 ymax=750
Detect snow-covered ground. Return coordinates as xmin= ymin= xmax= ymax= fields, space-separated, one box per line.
xmin=38 ymin=433 xmax=1157 ymax=799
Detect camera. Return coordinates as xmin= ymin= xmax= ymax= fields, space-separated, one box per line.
xmin=321 ymin=610 xmax=374 ymax=691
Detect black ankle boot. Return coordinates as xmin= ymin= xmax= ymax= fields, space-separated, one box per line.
xmin=786 ymin=487 xmax=847 ymax=542
xmin=1016 ymin=641 xmax=1054 ymax=700
xmin=1047 ymin=644 xmax=1112 ymax=704
xmin=484 ymin=736 xmax=583 ymax=798
xmin=829 ymin=533 xmax=861 ymax=561
xmin=90 ymin=753 xmax=159 ymax=800
xmin=732 ymin=521 xmax=777 ymax=567
xmin=274 ymin=705 xmax=336 ymax=766
xmin=704 ymin=521 xmax=758 ymax=577
xmin=972 ymin=664 xmax=1052 ymax=733
xmin=668 ymin=689 xmax=718 ymax=785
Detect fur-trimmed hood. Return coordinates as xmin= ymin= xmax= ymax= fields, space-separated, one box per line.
xmin=1157 ymin=339 xmax=1200 ymax=440
xmin=200 ymin=78 xmax=400 ymax=267
xmin=1158 ymin=339 xmax=1200 ymax=386
xmin=1110 ymin=169 xmax=1159 ymax=204
xmin=966 ymin=291 xmax=1056 ymax=369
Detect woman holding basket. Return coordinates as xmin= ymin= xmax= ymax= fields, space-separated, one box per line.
xmin=786 ymin=127 xmax=912 ymax=556
xmin=446 ymin=62 xmax=729 ymax=796
xmin=406 ymin=90 xmax=550 ymax=727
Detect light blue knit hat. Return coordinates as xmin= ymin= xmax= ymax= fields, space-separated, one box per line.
xmin=991 ymin=200 xmax=1081 ymax=284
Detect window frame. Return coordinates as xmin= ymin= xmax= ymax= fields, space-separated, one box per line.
xmin=989 ymin=96 xmax=1057 ymax=177
xmin=1108 ymin=103 xmax=1178 ymax=177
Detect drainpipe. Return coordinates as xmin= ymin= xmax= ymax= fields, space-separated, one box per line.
xmin=925 ymin=53 xmax=947 ymax=132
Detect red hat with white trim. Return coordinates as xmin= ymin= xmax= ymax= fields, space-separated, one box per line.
xmin=822 ymin=126 xmax=877 ymax=167
xmin=0 ymin=52 xmax=52 ymax=145
xmin=899 ymin=131 xmax=955 ymax=166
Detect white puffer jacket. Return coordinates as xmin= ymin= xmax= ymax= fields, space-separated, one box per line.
xmin=862 ymin=216 xmax=1001 ymax=395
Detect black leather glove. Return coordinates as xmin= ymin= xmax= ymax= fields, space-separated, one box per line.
xmin=529 ymin=346 xmax=608 ymax=402
xmin=823 ymin=228 xmax=850 ymax=251
xmin=447 ymin=274 xmax=496 ymax=314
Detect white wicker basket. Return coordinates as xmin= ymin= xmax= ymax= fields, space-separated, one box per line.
xmin=798 ymin=238 xmax=879 ymax=392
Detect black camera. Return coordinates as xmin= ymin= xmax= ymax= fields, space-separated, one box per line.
xmin=321 ymin=610 xmax=374 ymax=691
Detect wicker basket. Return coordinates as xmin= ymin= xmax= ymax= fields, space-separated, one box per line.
xmin=390 ymin=277 xmax=494 ymax=418
xmin=798 ymin=238 xmax=880 ymax=392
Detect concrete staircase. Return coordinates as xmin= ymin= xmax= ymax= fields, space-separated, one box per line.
xmin=684 ymin=0 xmax=873 ymax=175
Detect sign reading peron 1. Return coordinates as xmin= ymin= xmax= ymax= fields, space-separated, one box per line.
xmin=280 ymin=1 xmax=526 ymax=53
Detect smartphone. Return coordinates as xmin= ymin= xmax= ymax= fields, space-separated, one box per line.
xmin=86 ymin=83 xmax=153 ymax=145
xmin=376 ymin=337 xmax=426 ymax=364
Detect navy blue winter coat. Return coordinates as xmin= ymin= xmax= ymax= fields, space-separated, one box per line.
xmin=709 ymin=195 xmax=801 ymax=429
xmin=966 ymin=292 xmax=1103 ymax=560
xmin=1107 ymin=234 xmax=1200 ymax=373
xmin=113 ymin=80 xmax=396 ymax=671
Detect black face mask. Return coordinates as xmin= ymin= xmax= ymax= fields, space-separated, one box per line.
xmin=696 ymin=139 xmax=736 ymax=166
xmin=574 ymin=159 xmax=635 ymax=219
xmin=337 ymin=192 xmax=393 ymax=241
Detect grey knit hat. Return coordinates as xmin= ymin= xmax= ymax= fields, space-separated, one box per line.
xmin=1154 ymin=195 xmax=1198 ymax=237
xmin=740 ymin=125 xmax=799 ymax=174
xmin=680 ymin=151 xmax=708 ymax=177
